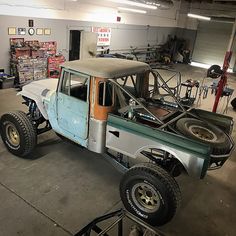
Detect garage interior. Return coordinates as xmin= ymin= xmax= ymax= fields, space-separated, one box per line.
xmin=0 ymin=0 xmax=236 ymax=236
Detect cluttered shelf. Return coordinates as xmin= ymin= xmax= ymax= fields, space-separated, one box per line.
xmin=9 ymin=38 xmax=65 ymax=87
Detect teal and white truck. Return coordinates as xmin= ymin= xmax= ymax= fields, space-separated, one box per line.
xmin=0 ymin=58 xmax=234 ymax=226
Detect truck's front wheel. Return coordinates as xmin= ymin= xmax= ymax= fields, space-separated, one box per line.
xmin=0 ymin=111 xmax=37 ymax=157
xmin=120 ymin=163 xmax=181 ymax=226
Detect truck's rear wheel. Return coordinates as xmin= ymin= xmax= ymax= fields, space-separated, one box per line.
xmin=120 ymin=163 xmax=181 ymax=226
xmin=0 ymin=111 xmax=37 ymax=157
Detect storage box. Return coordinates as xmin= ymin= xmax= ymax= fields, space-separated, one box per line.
xmin=0 ymin=73 xmax=15 ymax=89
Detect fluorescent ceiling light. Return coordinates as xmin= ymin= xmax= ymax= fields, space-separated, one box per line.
xmin=191 ymin=61 xmax=211 ymax=69
xmin=191 ymin=62 xmax=232 ymax=73
xmin=145 ymin=1 xmax=161 ymax=7
xmin=188 ymin=13 xmax=211 ymax=21
xmin=118 ymin=7 xmax=147 ymax=13
xmin=108 ymin=0 xmax=157 ymax=9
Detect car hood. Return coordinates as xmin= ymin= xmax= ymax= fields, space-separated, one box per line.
xmin=19 ymin=79 xmax=59 ymax=95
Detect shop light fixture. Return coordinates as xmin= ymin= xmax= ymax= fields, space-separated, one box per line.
xmin=188 ymin=13 xmax=211 ymax=21
xmin=108 ymin=0 xmax=157 ymax=9
xmin=191 ymin=62 xmax=232 ymax=73
xmin=118 ymin=7 xmax=147 ymax=13
xmin=145 ymin=1 xmax=161 ymax=7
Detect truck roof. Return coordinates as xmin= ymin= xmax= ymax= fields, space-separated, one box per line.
xmin=61 ymin=58 xmax=150 ymax=78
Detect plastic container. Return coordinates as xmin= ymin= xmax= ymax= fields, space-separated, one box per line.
xmin=0 ymin=73 xmax=15 ymax=89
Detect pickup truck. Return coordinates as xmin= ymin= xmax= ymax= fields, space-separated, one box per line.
xmin=0 ymin=58 xmax=234 ymax=226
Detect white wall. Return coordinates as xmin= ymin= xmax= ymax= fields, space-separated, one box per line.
xmin=0 ymin=15 xmax=177 ymax=73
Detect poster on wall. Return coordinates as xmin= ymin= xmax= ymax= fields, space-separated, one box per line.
xmin=92 ymin=27 xmax=111 ymax=46
xmin=8 ymin=27 xmax=16 ymax=35
xmin=18 ymin=28 xmax=26 ymax=35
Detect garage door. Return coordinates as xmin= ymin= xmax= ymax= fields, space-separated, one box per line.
xmin=192 ymin=21 xmax=233 ymax=67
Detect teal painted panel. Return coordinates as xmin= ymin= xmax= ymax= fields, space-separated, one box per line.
xmin=107 ymin=114 xmax=211 ymax=158
xmin=45 ymin=92 xmax=88 ymax=147
xmin=57 ymin=92 xmax=89 ymax=140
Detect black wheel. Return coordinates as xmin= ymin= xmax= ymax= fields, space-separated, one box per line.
xmin=120 ymin=163 xmax=181 ymax=226
xmin=231 ymin=97 xmax=236 ymax=109
xmin=176 ymin=118 xmax=231 ymax=155
xmin=0 ymin=111 xmax=37 ymax=157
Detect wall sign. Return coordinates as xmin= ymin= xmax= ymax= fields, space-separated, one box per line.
xmin=8 ymin=27 xmax=16 ymax=35
xmin=92 ymin=27 xmax=111 ymax=46
xmin=18 ymin=28 xmax=26 ymax=35
xmin=36 ymin=28 xmax=43 ymax=35
xmin=44 ymin=28 xmax=51 ymax=35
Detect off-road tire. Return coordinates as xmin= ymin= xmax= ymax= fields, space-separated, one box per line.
xmin=176 ymin=118 xmax=231 ymax=155
xmin=120 ymin=163 xmax=181 ymax=226
xmin=0 ymin=111 xmax=37 ymax=157
xmin=231 ymin=97 xmax=236 ymax=109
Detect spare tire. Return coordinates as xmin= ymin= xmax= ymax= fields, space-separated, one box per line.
xmin=207 ymin=65 xmax=223 ymax=79
xmin=176 ymin=118 xmax=231 ymax=155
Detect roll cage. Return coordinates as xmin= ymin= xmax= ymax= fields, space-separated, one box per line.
xmin=108 ymin=69 xmax=190 ymax=133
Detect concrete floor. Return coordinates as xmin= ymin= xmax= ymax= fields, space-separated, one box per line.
xmin=0 ymin=64 xmax=236 ymax=236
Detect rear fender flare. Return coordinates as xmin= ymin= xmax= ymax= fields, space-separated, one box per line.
xmin=134 ymin=145 xmax=197 ymax=177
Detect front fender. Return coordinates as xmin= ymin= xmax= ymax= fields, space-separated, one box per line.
xmin=17 ymin=79 xmax=58 ymax=120
xmin=18 ymin=90 xmax=49 ymax=119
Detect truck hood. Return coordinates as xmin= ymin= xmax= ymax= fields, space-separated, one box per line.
xmin=18 ymin=79 xmax=59 ymax=119
xmin=19 ymin=79 xmax=58 ymax=96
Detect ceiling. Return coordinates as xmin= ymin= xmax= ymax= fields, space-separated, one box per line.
xmin=0 ymin=0 xmax=235 ymax=19
xmin=186 ymin=0 xmax=236 ymax=4
xmin=1 ymin=0 xmax=235 ymax=12
xmin=67 ymin=0 xmax=175 ymax=9
xmin=67 ymin=0 xmax=236 ymax=13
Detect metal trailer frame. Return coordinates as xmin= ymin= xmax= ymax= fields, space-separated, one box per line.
xmin=74 ymin=209 xmax=165 ymax=236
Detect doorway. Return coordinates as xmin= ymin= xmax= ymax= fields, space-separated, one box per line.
xmin=69 ymin=30 xmax=81 ymax=61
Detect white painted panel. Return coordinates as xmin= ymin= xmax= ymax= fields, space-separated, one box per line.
xmin=110 ymin=26 xmax=175 ymax=50
xmin=0 ymin=15 xmax=176 ymax=73
xmin=80 ymin=32 xmax=97 ymax=59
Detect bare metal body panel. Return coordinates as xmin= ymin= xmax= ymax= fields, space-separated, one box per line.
xmin=88 ymin=118 xmax=106 ymax=153
xmin=106 ymin=123 xmax=205 ymax=178
xmin=105 ymin=114 xmax=212 ymax=178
